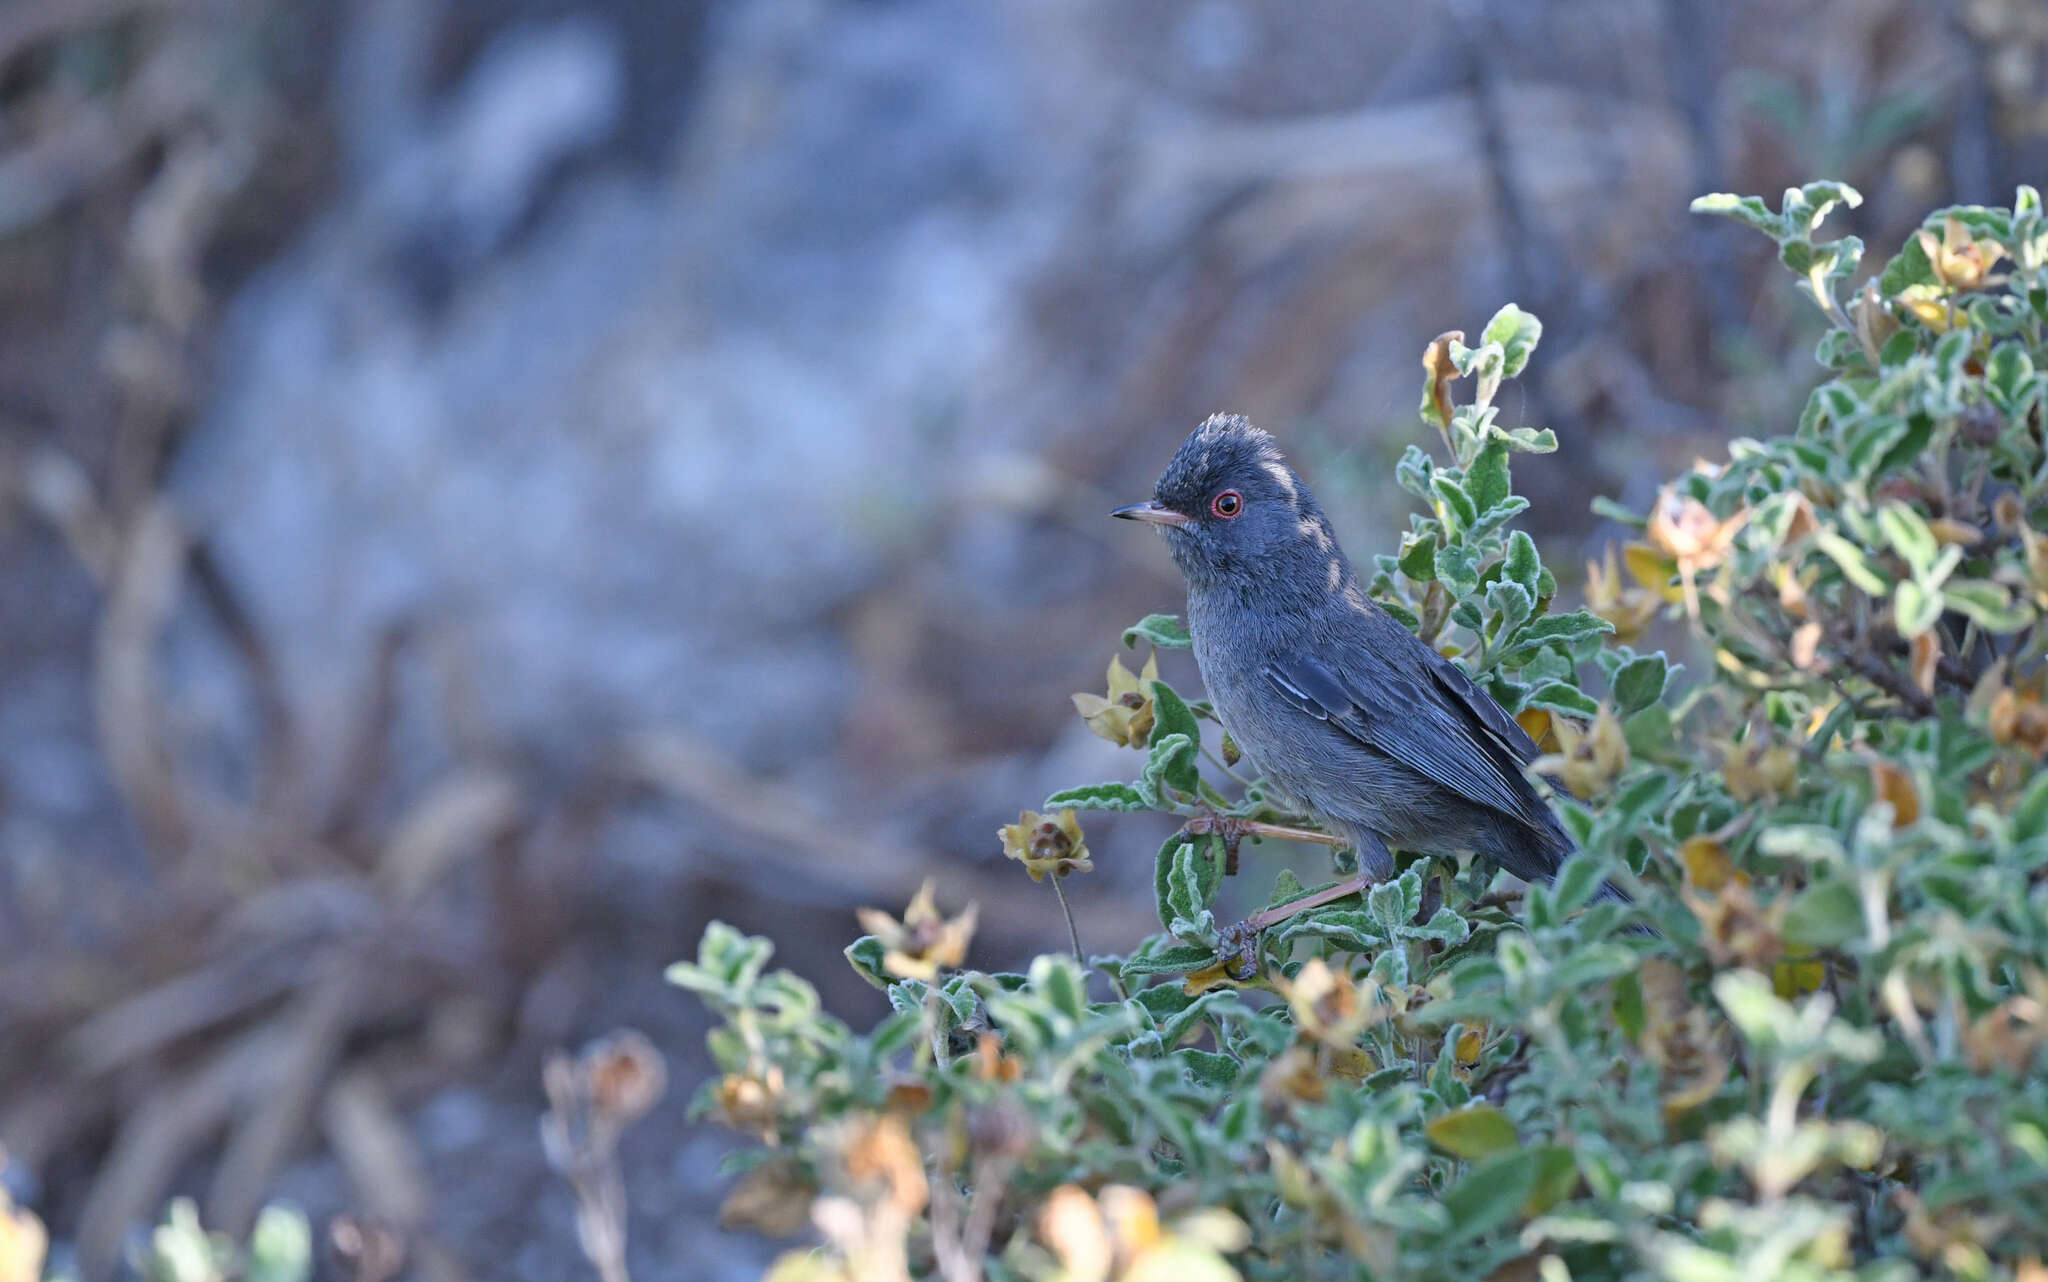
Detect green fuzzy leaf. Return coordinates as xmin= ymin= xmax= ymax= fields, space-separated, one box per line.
xmin=886 ymin=979 xmax=928 ymax=1017
xmin=1427 ymin=1104 xmax=1520 ymax=1160
xmin=1549 ymin=944 xmax=1638 ymax=991
xmin=1495 ymin=425 xmax=1558 ymax=454
xmin=1165 ymin=838 xmax=1222 ymax=926
xmin=668 ymin=921 xmax=773 ymax=998
xmin=1510 ymin=610 xmax=1615 ymax=655
xmin=1878 ymin=232 xmax=1937 ymax=295
xmin=1843 ymin=415 xmax=1913 ymax=479
xmin=1877 ymin=502 xmax=1939 ymax=578
xmin=1396 ymin=444 xmax=1437 ymax=501
xmin=1467 ymin=439 xmax=1512 ymax=512
xmin=1623 ymin=703 xmax=1676 ymax=757
xmin=1123 ymin=614 xmax=1192 ymax=649
xmin=1893 ymin=579 xmax=1942 ymax=638
xmin=1943 ymin=580 xmax=2035 ymax=632
xmin=1467 ymin=496 xmax=1532 ymax=542
xmin=1266 ymin=868 xmax=1307 ymax=907
xmin=1121 ymin=940 xmax=1218 ymax=981
xmin=1783 ymin=879 xmax=1863 ymax=950
xmin=1399 ymin=533 xmax=1438 ymax=581
xmin=1153 ymin=834 xmax=1188 ymax=930
xmin=1550 ymin=854 xmax=1605 ymax=915
xmin=1441 ymin=1149 xmax=1542 ymax=1245
xmin=1173 ymin=1048 xmax=1240 ymax=1089
xmin=1485 ymin=579 xmax=1534 ymax=636
xmin=2015 ymin=770 xmax=2048 ymax=842
xmin=1481 ymin=303 xmax=1544 ymax=378
xmin=1503 ymin=530 xmax=1541 ymax=594
xmin=1613 ymin=971 xmax=1646 ymax=1042
xmin=1032 ymin=954 xmax=1090 ymax=1021
xmin=1400 ymin=906 xmax=1471 ymax=944
xmin=246 ymin=1207 xmax=313 ymax=1282
xmin=1044 ymin=781 xmax=1151 ymax=812
xmin=1140 ymin=732 xmax=1200 ymax=804
xmin=1783 ymin=180 xmax=1863 ymax=234
xmin=867 ymin=1009 xmax=924 ymax=1059
xmin=1713 ymin=970 xmax=1795 ymax=1047
xmin=1814 ymin=531 xmax=1893 ymax=594
xmin=1131 ymin=982 xmax=1195 ymax=1025
xmin=1690 ymin=191 xmax=1781 ymax=238
xmin=1378 ymin=597 xmax=1423 ymax=631
xmin=1526 ymin=681 xmax=1599 ymax=718
xmin=1590 ymin=495 xmax=1645 ymax=528
xmin=1611 ymin=652 xmax=1669 ymax=715
xmin=1277 ymin=907 xmax=1382 ymax=953
xmin=1985 ymin=341 xmax=2035 ymax=410
xmin=1149 ymin=681 xmax=1202 ymax=755
xmin=1369 ymin=869 xmax=1424 ymax=935
xmin=1433 ymin=474 xmax=1479 ymax=532
xmin=1436 ymin=543 xmax=1481 ymax=596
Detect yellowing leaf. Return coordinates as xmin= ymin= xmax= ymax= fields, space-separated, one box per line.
xmin=1421 ymin=330 xmax=1466 ymax=431
xmin=1773 ymin=958 xmax=1827 ymax=999
xmin=1678 ymin=836 xmax=1744 ymax=892
xmin=718 ymin=1157 xmax=817 ymax=1237
xmin=1454 ymin=1025 xmax=1487 ymax=1065
xmin=1426 ymin=1105 xmax=1520 ymax=1160
xmin=1515 ymin=707 xmax=1556 ymax=753
xmin=1868 ymin=759 xmax=1921 ymax=829
xmin=1928 ymin=517 xmax=1983 ymax=546
xmin=1183 ymin=959 xmax=1243 ymax=995
xmin=1623 ymin=541 xmax=1685 ymax=603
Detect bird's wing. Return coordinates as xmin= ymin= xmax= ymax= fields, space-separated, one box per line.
xmin=1263 ymin=642 xmax=1543 ymax=825
xmin=1421 ymin=645 xmax=1542 ymax=766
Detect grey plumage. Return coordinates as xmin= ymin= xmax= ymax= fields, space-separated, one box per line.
xmin=1121 ymin=413 xmax=1575 ymax=886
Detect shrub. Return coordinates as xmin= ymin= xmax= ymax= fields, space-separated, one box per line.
xmin=676 ymin=182 xmax=2048 ymax=1282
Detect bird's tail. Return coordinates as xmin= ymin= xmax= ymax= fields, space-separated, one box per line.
xmin=1503 ymin=817 xmax=1634 ymax=907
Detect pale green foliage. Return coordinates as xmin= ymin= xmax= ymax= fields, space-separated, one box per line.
xmin=682 ymin=188 xmax=2048 ymax=1282
xmin=136 ymin=1201 xmax=311 ymax=1282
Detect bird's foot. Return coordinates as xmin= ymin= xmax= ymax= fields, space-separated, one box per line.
xmin=1218 ymin=919 xmax=1262 ymax=981
xmin=1214 ymin=870 xmax=1381 ymax=980
xmin=1174 ymin=812 xmax=1343 ymax=878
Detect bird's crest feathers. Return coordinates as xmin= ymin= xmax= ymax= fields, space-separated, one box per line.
xmin=1156 ymin=413 xmax=1299 ymax=511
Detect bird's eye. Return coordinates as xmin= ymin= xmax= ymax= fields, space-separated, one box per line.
xmin=1210 ymin=490 xmax=1243 ymax=519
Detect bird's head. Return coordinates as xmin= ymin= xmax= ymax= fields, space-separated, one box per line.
xmin=1113 ymin=414 xmax=1348 ymax=597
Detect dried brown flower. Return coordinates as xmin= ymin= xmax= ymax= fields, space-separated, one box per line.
xmin=1073 ymin=652 xmax=1159 ymax=748
xmin=1000 ymin=809 xmax=1094 ymax=882
xmin=1584 ymin=543 xmax=1662 ymax=643
xmin=856 ymin=880 xmax=978 ymax=980
xmin=1532 ymin=703 xmax=1629 ymax=797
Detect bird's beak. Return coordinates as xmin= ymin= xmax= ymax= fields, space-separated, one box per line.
xmin=1111 ymin=500 xmax=1191 ymax=528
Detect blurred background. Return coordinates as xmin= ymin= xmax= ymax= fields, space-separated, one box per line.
xmin=1 ymin=0 xmax=2044 ymax=1277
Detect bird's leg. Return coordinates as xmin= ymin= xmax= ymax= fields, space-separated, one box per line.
xmin=1174 ymin=812 xmax=1343 ymax=877
xmin=1214 ymin=835 xmax=1393 ymax=980
xmin=1215 ymin=870 xmax=1381 ymax=979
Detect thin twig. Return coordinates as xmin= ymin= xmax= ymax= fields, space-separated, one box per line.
xmin=1049 ymin=877 xmax=1086 ymax=971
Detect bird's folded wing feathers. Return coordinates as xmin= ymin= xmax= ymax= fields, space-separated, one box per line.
xmin=1263 ymin=647 xmax=1543 ymax=824
xmin=1422 ymin=647 xmax=1543 ymax=765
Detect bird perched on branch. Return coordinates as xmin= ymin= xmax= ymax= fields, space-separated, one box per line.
xmin=1113 ymin=413 xmax=1586 ymax=939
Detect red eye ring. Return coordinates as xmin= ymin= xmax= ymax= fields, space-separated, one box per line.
xmin=1210 ymin=490 xmax=1243 ymax=519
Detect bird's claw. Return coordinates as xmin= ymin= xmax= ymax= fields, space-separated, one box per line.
xmin=1217 ymin=920 xmax=1262 ymax=980
xmin=1175 ymin=810 xmax=1248 ymax=876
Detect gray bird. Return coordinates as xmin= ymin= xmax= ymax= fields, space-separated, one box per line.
xmin=1113 ymin=413 xmax=1577 ymax=901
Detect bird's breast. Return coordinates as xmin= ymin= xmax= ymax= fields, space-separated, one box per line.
xmin=1190 ymin=616 xmax=1340 ymax=810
